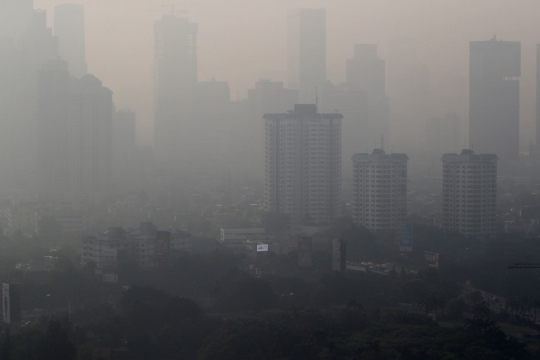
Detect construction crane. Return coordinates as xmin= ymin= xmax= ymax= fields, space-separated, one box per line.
xmin=508 ymin=263 xmax=540 ymax=269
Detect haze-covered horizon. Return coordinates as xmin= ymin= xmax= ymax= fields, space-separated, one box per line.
xmin=34 ymin=0 xmax=540 ymax=146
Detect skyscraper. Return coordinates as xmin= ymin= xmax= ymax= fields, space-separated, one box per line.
xmin=153 ymin=15 xmax=198 ymax=164
xmin=69 ymin=75 xmax=113 ymax=200
xmin=287 ymin=8 xmax=326 ymax=103
xmin=54 ymin=4 xmax=87 ymax=79
xmin=442 ymin=149 xmax=498 ymax=239
xmin=264 ymin=104 xmax=342 ymax=226
xmin=37 ymin=59 xmax=70 ymax=196
xmin=469 ymin=37 xmax=520 ymax=168
xmin=352 ymin=149 xmax=408 ymax=232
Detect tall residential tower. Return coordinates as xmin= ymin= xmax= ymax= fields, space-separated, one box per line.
xmin=442 ymin=149 xmax=498 ymax=239
xmin=264 ymin=104 xmax=341 ymax=226
xmin=352 ymin=149 xmax=408 ymax=232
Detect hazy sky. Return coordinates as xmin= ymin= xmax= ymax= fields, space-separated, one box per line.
xmin=35 ymin=0 xmax=540 ymax=146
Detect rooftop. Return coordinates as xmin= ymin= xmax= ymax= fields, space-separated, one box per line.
xmin=352 ymin=149 xmax=408 ymax=162
xmin=263 ymin=104 xmax=343 ymax=120
xmin=442 ymin=149 xmax=498 ymax=162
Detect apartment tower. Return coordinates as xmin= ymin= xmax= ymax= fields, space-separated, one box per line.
xmin=264 ymin=104 xmax=341 ymax=226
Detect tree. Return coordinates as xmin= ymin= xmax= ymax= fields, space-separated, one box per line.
xmin=420 ymin=295 xmax=443 ymax=315
xmin=42 ymin=319 xmax=76 ymax=360
xmin=262 ymin=212 xmax=291 ymax=239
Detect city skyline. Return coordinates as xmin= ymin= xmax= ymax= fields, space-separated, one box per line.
xmin=30 ymin=0 xmax=540 ymax=146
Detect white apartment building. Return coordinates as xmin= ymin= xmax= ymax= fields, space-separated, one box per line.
xmin=352 ymin=149 xmax=408 ymax=232
xmin=441 ymin=149 xmax=498 ymax=238
xmin=81 ymin=231 xmax=119 ymax=283
xmin=264 ymin=104 xmax=342 ymax=226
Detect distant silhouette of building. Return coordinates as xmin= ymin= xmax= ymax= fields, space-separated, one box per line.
xmin=69 ymin=75 xmax=113 ymax=200
xmin=469 ymin=37 xmax=520 ymax=168
xmin=264 ymin=104 xmax=342 ymax=226
xmin=352 ymin=149 xmax=408 ymax=232
xmin=442 ymin=149 xmax=498 ymax=239
xmin=245 ymin=80 xmax=298 ymax=179
xmin=153 ymin=15 xmax=198 ymax=164
xmin=287 ymin=8 xmax=326 ymax=103
xmin=346 ymin=44 xmax=390 ymax=147
xmin=112 ymin=110 xmax=137 ymax=187
xmin=54 ymin=4 xmax=87 ymax=79
xmin=37 ymin=59 xmax=70 ymax=197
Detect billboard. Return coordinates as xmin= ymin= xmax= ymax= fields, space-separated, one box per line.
xmin=399 ymin=224 xmax=413 ymax=252
xmin=424 ymin=251 xmax=440 ymax=268
xmin=256 ymin=244 xmax=269 ymax=252
xmin=298 ymin=237 xmax=313 ymax=268
xmin=3 ymin=283 xmax=21 ymax=324
xmin=332 ymin=238 xmax=346 ymax=272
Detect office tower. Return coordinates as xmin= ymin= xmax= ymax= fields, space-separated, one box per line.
xmin=0 ymin=0 xmax=33 ymax=40
xmin=351 ymin=149 xmax=408 ymax=232
xmin=112 ymin=110 xmax=136 ymax=186
xmin=346 ymin=44 xmax=390 ymax=147
xmin=69 ymin=75 xmax=113 ymax=200
xmin=469 ymin=37 xmax=520 ymax=167
xmin=264 ymin=104 xmax=342 ymax=226
xmin=37 ymin=59 xmax=70 ymax=196
xmin=287 ymin=8 xmax=326 ymax=103
xmin=442 ymin=149 xmax=498 ymax=239
xmin=54 ymin=4 xmax=87 ymax=78
xmin=153 ymin=15 xmax=198 ymax=164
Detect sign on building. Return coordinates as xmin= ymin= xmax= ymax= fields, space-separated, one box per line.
xmin=399 ymin=224 xmax=413 ymax=252
xmin=424 ymin=251 xmax=440 ymax=268
xmin=2 ymin=283 xmax=21 ymax=324
xmin=332 ymin=238 xmax=346 ymax=272
xmin=257 ymin=244 xmax=269 ymax=252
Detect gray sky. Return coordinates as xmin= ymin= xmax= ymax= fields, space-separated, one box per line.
xmin=35 ymin=0 xmax=540 ymax=145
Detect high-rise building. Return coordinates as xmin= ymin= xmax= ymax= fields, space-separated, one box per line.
xmin=287 ymin=8 xmax=326 ymax=103
xmin=54 ymin=4 xmax=87 ymax=79
xmin=69 ymin=75 xmax=113 ymax=200
xmin=470 ymin=37 xmax=520 ymax=168
xmin=345 ymin=44 xmax=390 ymax=147
xmin=351 ymin=149 xmax=408 ymax=232
xmin=441 ymin=149 xmax=498 ymax=239
xmin=264 ymin=104 xmax=342 ymax=226
xmin=37 ymin=59 xmax=70 ymax=196
xmin=153 ymin=15 xmax=198 ymax=164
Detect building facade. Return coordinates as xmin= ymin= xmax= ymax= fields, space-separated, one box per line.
xmin=264 ymin=104 xmax=342 ymax=226
xmin=351 ymin=149 xmax=408 ymax=232
xmin=469 ymin=37 xmax=520 ymax=169
xmin=441 ymin=149 xmax=498 ymax=238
